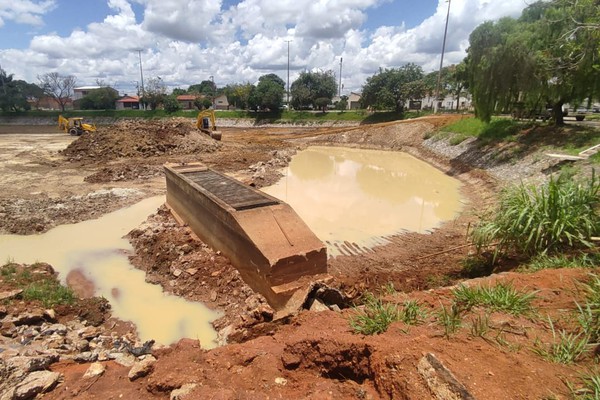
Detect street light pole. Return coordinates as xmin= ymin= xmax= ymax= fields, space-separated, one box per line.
xmin=339 ymin=57 xmax=343 ymax=97
xmin=209 ymin=75 xmax=214 ymax=109
xmin=136 ymin=49 xmax=145 ymax=110
xmin=286 ymin=40 xmax=292 ymax=106
xmin=434 ymin=0 xmax=451 ymax=114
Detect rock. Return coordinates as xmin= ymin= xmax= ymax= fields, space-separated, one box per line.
xmin=73 ymin=351 xmax=98 ymax=363
xmin=83 ymin=362 xmax=105 ymax=379
xmin=41 ymin=323 xmax=67 ymax=336
xmin=330 ymin=304 xmax=342 ymax=312
xmin=309 ymin=299 xmax=329 ymax=312
xmin=13 ymin=370 xmax=61 ymax=400
xmin=128 ymin=355 xmax=156 ymax=381
xmin=0 ymin=306 xmax=7 ymax=319
xmin=417 ymin=353 xmax=476 ymax=400
xmin=12 ymin=311 xmax=45 ymax=326
xmin=274 ymin=377 xmax=288 ymax=386
xmin=110 ymin=352 xmax=136 ymax=368
xmin=210 ymin=291 xmax=218 ymax=302
xmin=185 ymin=268 xmax=198 ymax=276
xmin=43 ymin=309 xmax=56 ymax=321
xmin=0 ymin=289 xmax=22 ymax=301
xmin=172 ymin=269 xmax=182 ymax=277
xmin=170 ymin=383 xmax=197 ymax=400
xmin=7 ymin=355 xmax=59 ymax=373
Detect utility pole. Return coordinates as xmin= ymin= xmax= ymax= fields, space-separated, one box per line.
xmin=136 ymin=49 xmax=145 ymax=109
xmin=338 ymin=57 xmax=343 ymax=97
xmin=210 ymin=75 xmax=214 ymax=109
xmin=434 ymin=0 xmax=451 ymax=114
xmin=286 ymin=40 xmax=292 ymax=106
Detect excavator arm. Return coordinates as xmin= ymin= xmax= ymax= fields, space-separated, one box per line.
xmin=196 ymin=110 xmax=221 ymax=140
xmin=58 ymin=115 xmax=69 ymax=132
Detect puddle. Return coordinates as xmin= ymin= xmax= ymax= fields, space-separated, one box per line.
xmin=262 ymin=146 xmax=463 ymax=256
xmin=0 ymin=196 xmax=219 ymax=348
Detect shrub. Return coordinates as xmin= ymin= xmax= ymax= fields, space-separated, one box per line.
xmin=472 ymin=172 xmax=600 ymax=258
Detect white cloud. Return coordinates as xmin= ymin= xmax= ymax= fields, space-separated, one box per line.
xmin=0 ymin=0 xmax=56 ymax=27
xmin=0 ymin=0 xmax=531 ymax=94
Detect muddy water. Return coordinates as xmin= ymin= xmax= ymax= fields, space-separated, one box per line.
xmin=262 ymin=146 xmax=463 ymax=256
xmin=0 ymin=196 xmax=219 ymax=347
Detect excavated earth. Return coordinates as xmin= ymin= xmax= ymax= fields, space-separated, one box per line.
xmin=0 ymin=116 xmax=599 ymax=399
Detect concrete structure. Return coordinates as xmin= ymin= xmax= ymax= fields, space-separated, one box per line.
xmin=73 ymin=86 xmax=102 ymax=101
xmin=176 ymin=94 xmax=199 ymax=110
xmin=332 ymin=92 xmax=362 ymax=110
xmin=164 ymin=163 xmax=327 ymax=308
xmin=213 ymin=94 xmax=229 ymax=110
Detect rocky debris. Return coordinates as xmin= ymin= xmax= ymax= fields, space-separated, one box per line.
xmin=418 ymin=353 xmax=476 ymax=400
xmin=0 ymin=305 xmax=158 ymax=399
xmin=170 ymin=383 xmax=197 ymax=400
xmin=128 ymin=355 xmax=156 ymax=381
xmin=61 ymin=118 xmax=221 ymax=164
xmin=0 ymin=290 xmax=22 ymax=302
xmin=248 ymin=149 xmax=296 ymax=188
xmin=0 ymin=190 xmax=149 ymax=235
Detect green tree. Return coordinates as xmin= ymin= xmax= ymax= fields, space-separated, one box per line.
xmin=252 ymin=74 xmax=285 ymax=111
xmin=172 ymin=88 xmax=187 ymax=96
xmin=360 ymin=63 xmax=424 ymax=112
xmin=0 ymin=68 xmax=42 ymax=111
xmin=335 ymin=95 xmax=349 ymax=111
xmin=163 ymin=95 xmax=181 ymax=113
xmin=188 ymin=80 xmax=216 ymax=95
xmin=290 ymin=70 xmax=337 ymax=110
xmin=466 ymin=0 xmax=600 ymax=124
xmin=141 ymin=77 xmax=167 ymax=110
xmin=79 ymin=87 xmax=119 ymax=110
xmin=223 ymin=83 xmax=254 ymax=109
xmin=38 ymin=72 xmax=76 ymax=112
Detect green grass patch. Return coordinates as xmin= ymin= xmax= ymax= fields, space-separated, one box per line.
xmin=522 ymin=253 xmax=600 ymax=272
xmin=569 ymin=369 xmax=600 ymax=399
xmin=472 ymin=172 xmax=600 ymax=258
xmin=23 ymin=280 xmax=75 ymax=307
xmin=452 ymin=282 xmax=537 ymax=315
xmin=436 ymin=302 xmax=463 ymax=338
xmin=533 ymin=318 xmax=589 ymax=364
xmin=349 ymin=292 xmax=401 ymax=335
xmin=398 ymin=300 xmax=428 ymax=325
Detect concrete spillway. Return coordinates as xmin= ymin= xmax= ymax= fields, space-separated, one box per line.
xmin=164 ymin=163 xmax=327 ymax=308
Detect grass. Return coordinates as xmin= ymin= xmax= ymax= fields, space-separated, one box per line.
xmin=522 ymin=253 xmax=600 ymax=272
xmin=439 ymin=117 xmax=529 ymax=145
xmin=1 ymin=262 xmax=75 ymax=307
xmin=398 ymin=300 xmax=428 ymax=325
xmin=533 ymin=319 xmax=589 ymax=364
xmin=436 ymin=302 xmax=463 ymax=338
xmin=460 ymin=255 xmax=495 ymax=278
xmin=569 ymin=370 xmax=600 ymax=399
xmin=472 ymin=172 xmax=600 ymax=258
xmin=576 ymin=274 xmax=600 ymax=342
xmin=452 ymin=282 xmax=537 ymax=315
xmin=23 ymin=280 xmax=75 ymax=307
xmin=470 ymin=313 xmax=491 ymax=338
xmin=349 ymin=292 xmax=401 ymax=335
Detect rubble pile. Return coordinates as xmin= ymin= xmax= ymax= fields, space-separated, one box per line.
xmin=61 ymin=118 xmax=221 ymax=164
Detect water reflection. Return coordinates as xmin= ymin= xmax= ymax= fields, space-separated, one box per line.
xmin=263 ymin=146 xmax=463 ymax=256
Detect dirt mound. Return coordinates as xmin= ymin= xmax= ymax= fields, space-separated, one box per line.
xmin=61 ymin=119 xmax=221 ymax=164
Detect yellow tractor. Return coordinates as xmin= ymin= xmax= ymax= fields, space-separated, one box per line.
xmin=58 ymin=115 xmax=97 ymax=136
xmin=196 ymin=110 xmax=222 ymax=140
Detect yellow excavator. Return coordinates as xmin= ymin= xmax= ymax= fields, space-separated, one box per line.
xmin=196 ymin=110 xmax=222 ymax=140
xmin=58 ymin=115 xmax=97 ymax=136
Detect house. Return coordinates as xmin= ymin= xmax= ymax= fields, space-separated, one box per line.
xmin=213 ymin=94 xmax=229 ymax=110
xmin=115 ymin=95 xmax=140 ymax=110
xmin=176 ymin=94 xmax=200 ymax=110
xmin=73 ymin=86 xmax=102 ymax=101
xmin=37 ymin=96 xmax=73 ymax=110
xmin=332 ymin=92 xmax=362 ymax=110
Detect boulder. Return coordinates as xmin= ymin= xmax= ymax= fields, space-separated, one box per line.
xmin=13 ymin=370 xmax=61 ymax=400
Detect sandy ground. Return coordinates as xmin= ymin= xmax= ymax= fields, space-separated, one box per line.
xmin=1 ymin=116 xmax=598 ymax=399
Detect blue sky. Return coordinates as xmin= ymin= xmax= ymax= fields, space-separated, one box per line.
xmin=0 ymin=0 xmax=528 ymax=94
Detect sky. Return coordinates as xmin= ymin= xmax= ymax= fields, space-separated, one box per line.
xmin=0 ymin=0 xmax=530 ymax=96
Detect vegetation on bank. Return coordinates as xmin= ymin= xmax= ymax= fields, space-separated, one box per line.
xmin=0 ymin=109 xmax=428 ymax=124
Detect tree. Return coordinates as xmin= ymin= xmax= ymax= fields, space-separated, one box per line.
xmin=0 ymin=67 xmax=43 ymax=111
xmin=360 ymin=63 xmax=425 ymax=112
xmin=335 ymin=95 xmax=348 ymax=111
xmin=172 ymin=88 xmax=187 ymax=96
xmin=142 ymin=77 xmax=167 ymax=110
xmin=252 ymin=74 xmax=285 ymax=111
xmin=290 ymin=71 xmax=337 ymax=110
xmin=38 ymin=72 xmax=76 ymax=112
xmin=466 ymin=0 xmax=600 ymax=124
xmin=223 ymin=83 xmax=254 ymax=109
xmin=79 ymin=87 xmax=119 ymax=110
xmin=163 ymin=95 xmax=181 ymax=113
xmin=188 ymin=80 xmax=216 ymax=96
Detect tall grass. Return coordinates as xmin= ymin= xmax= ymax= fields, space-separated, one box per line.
xmin=349 ymin=292 xmax=401 ymax=335
xmin=472 ymin=172 xmax=600 ymax=258
xmin=452 ymin=282 xmax=537 ymax=315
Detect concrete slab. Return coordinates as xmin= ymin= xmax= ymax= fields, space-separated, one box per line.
xmin=164 ymin=162 xmax=327 ymax=309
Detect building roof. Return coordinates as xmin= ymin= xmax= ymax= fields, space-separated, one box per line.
xmin=177 ymin=95 xmax=200 ymax=101
xmin=116 ymin=95 xmax=140 ymax=103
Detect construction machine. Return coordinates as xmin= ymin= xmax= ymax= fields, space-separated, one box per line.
xmin=58 ymin=115 xmax=97 ymax=136
xmin=196 ymin=110 xmax=222 ymax=140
